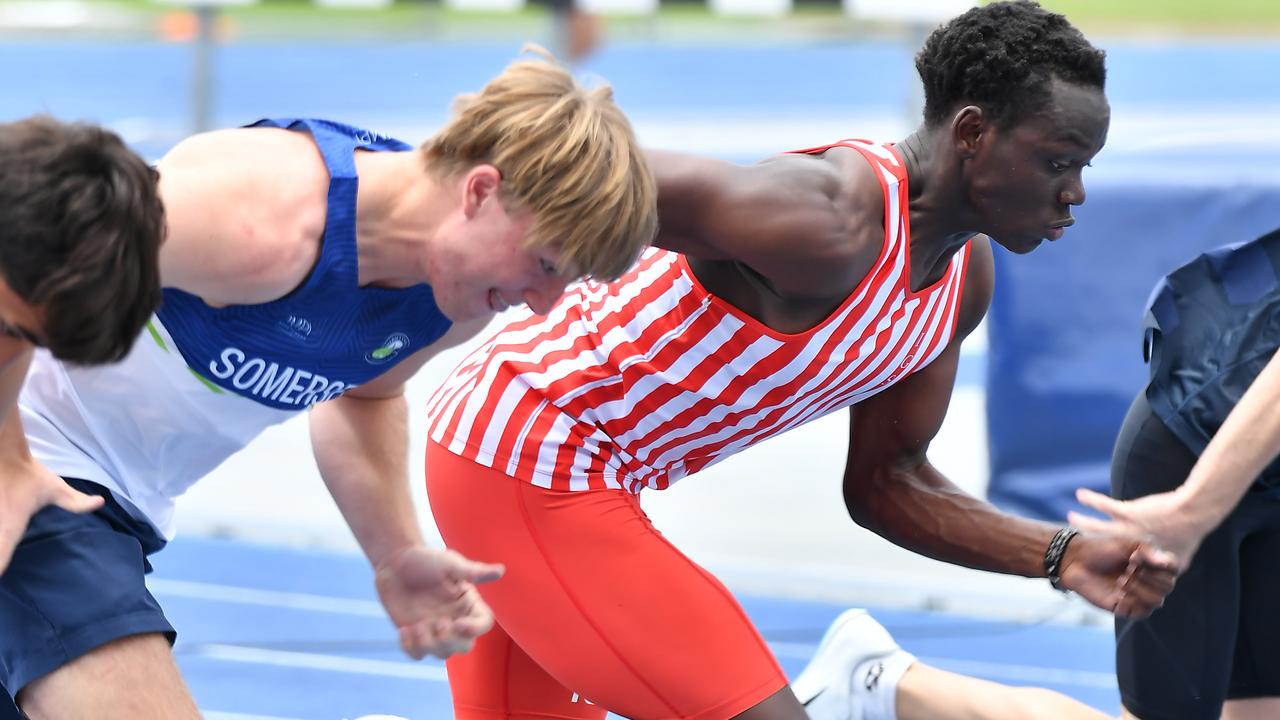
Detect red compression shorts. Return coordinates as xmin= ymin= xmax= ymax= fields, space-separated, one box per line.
xmin=425 ymin=442 xmax=788 ymax=720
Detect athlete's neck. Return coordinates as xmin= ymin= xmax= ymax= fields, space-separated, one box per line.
xmin=897 ymin=128 xmax=979 ymax=290
xmin=352 ymin=150 xmax=450 ymax=289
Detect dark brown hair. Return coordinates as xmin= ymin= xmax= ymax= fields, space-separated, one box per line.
xmin=0 ymin=115 xmax=165 ymax=363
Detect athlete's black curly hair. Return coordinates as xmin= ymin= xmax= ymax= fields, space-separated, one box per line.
xmin=915 ymin=0 xmax=1106 ymax=128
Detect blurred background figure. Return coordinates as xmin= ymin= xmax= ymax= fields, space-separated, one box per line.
xmin=545 ymin=0 xmax=603 ymax=63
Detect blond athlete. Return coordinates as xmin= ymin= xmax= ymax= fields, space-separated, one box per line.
xmin=0 ymin=51 xmax=656 ymax=718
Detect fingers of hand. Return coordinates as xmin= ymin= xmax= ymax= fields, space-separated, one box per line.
xmin=400 ymin=620 xmax=476 ymax=660
xmin=442 ymin=554 xmax=504 ymax=585
xmin=1074 ymin=487 xmax=1120 ymax=514
xmin=0 ymin=528 xmax=17 ymax=576
xmin=1137 ymin=545 xmax=1180 ymax=572
xmin=467 ymin=562 xmax=505 ymax=585
xmin=398 ymin=625 xmax=429 ymax=660
xmin=52 ymin=484 xmax=104 ymax=514
xmin=1112 ymin=556 xmax=1175 ymax=619
xmin=1067 ymin=510 xmax=1123 ymax=536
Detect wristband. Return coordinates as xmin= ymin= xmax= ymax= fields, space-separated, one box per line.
xmin=1044 ymin=526 xmax=1079 ymax=593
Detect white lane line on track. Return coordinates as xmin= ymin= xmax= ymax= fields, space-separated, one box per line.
xmin=192 ymin=635 xmax=1111 ymax=691
xmin=192 ymin=644 xmax=448 ymax=681
xmin=150 ymin=578 xmax=385 ymax=617
xmin=204 ymin=707 xmax=314 ymax=712
xmin=160 ymin=579 xmax=1112 ymax=689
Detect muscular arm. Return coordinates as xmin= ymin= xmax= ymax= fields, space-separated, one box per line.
xmin=1072 ymin=344 xmax=1280 ymax=570
xmin=645 ymin=148 xmax=879 ymax=296
xmin=309 ymin=317 xmax=489 ymax=564
xmin=156 ymin=128 xmax=328 ymax=306
xmin=309 ymin=383 xmax=420 ymax=562
xmin=842 ymin=240 xmax=1175 ymax=616
xmin=308 ymin=318 xmax=502 ymax=658
xmin=843 ymin=340 xmax=1060 ymax=577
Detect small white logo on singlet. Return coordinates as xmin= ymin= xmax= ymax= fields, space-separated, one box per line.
xmin=353 ymin=129 xmax=392 ymax=146
xmin=278 ymin=314 xmax=313 ymax=340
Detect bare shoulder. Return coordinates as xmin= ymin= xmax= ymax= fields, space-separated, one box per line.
xmin=157 ymin=128 xmax=330 ymax=306
xmin=740 ymin=147 xmax=891 ymax=297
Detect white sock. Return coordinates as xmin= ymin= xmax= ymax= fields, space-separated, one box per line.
xmin=857 ymin=650 xmax=915 ymax=720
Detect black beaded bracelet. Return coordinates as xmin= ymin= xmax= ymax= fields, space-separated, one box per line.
xmin=1044 ymin=526 xmax=1079 ymax=593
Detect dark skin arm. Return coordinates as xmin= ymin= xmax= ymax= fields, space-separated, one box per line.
xmin=843 ymin=238 xmax=1177 ymax=618
xmin=645 ymin=147 xmax=893 ymax=335
xmin=645 ymin=148 xmax=882 ymax=297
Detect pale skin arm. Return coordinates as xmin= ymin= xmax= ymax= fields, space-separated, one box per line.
xmin=308 ymin=317 xmax=504 ymax=660
xmin=156 ymin=127 xmax=331 ymax=307
xmin=0 ymin=339 xmax=105 ymax=575
xmin=161 ymin=129 xmax=505 ymax=659
xmin=1070 ymin=345 xmax=1280 ymax=571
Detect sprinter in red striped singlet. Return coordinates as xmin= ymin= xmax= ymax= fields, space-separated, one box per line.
xmin=425 ymin=4 xmax=1178 ymax=719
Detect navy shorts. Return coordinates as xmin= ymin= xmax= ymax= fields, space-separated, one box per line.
xmin=0 ymin=478 xmax=174 ymax=702
xmin=1112 ymin=394 xmax=1280 ymax=720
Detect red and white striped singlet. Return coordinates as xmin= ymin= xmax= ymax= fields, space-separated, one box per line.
xmin=427 ymin=140 xmax=971 ymax=493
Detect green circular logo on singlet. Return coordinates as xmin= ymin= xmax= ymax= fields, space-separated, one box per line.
xmin=365 ymin=333 xmax=409 ymax=364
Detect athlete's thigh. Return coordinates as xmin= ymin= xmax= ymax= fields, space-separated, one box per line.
xmin=427 ymin=444 xmax=787 ymax=720
xmin=1228 ymin=503 xmax=1280 ymax=702
xmin=1111 ymin=393 xmax=1241 ymax=720
xmin=19 ymin=633 xmax=198 ymax=720
xmin=0 ymin=481 xmax=174 ymax=706
xmin=446 ymin=619 xmax=606 ymax=720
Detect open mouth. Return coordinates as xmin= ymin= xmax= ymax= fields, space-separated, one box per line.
xmin=489 ymin=289 xmax=511 ymax=312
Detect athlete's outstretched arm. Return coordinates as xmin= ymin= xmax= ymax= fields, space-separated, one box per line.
xmin=308 ymin=318 xmax=503 ymax=660
xmin=645 ymin=148 xmax=889 ymax=301
xmin=840 ymin=241 xmax=1175 ymax=618
xmin=1071 ymin=345 xmax=1280 ymax=571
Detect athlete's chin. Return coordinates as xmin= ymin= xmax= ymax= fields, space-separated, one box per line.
xmin=436 ymin=299 xmax=489 ymax=325
xmin=992 ymin=234 xmax=1044 ymax=255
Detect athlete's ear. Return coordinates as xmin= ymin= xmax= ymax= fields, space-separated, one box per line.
xmin=951 ymin=105 xmax=986 ymax=158
xmin=462 ymin=165 xmax=502 ymax=220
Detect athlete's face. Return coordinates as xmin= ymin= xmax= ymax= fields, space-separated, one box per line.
xmin=429 ymin=168 xmax=572 ymax=322
xmin=964 ymin=78 xmax=1110 ymax=254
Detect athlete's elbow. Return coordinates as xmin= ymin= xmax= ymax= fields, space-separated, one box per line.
xmin=841 ymin=470 xmax=885 ymax=531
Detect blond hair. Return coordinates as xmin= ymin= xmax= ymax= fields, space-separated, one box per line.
xmin=421 ymin=46 xmax=656 ymax=281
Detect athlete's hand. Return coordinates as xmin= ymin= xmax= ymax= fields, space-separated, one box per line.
xmin=374 ymin=545 xmax=504 ymax=660
xmin=0 ymin=456 xmax=103 ymax=575
xmin=1058 ymin=531 xmax=1178 ymax=619
xmin=1068 ymin=487 xmax=1209 ymax=574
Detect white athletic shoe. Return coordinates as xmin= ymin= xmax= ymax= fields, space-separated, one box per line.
xmin=791 ymin=608 xmax=901 ymax=720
